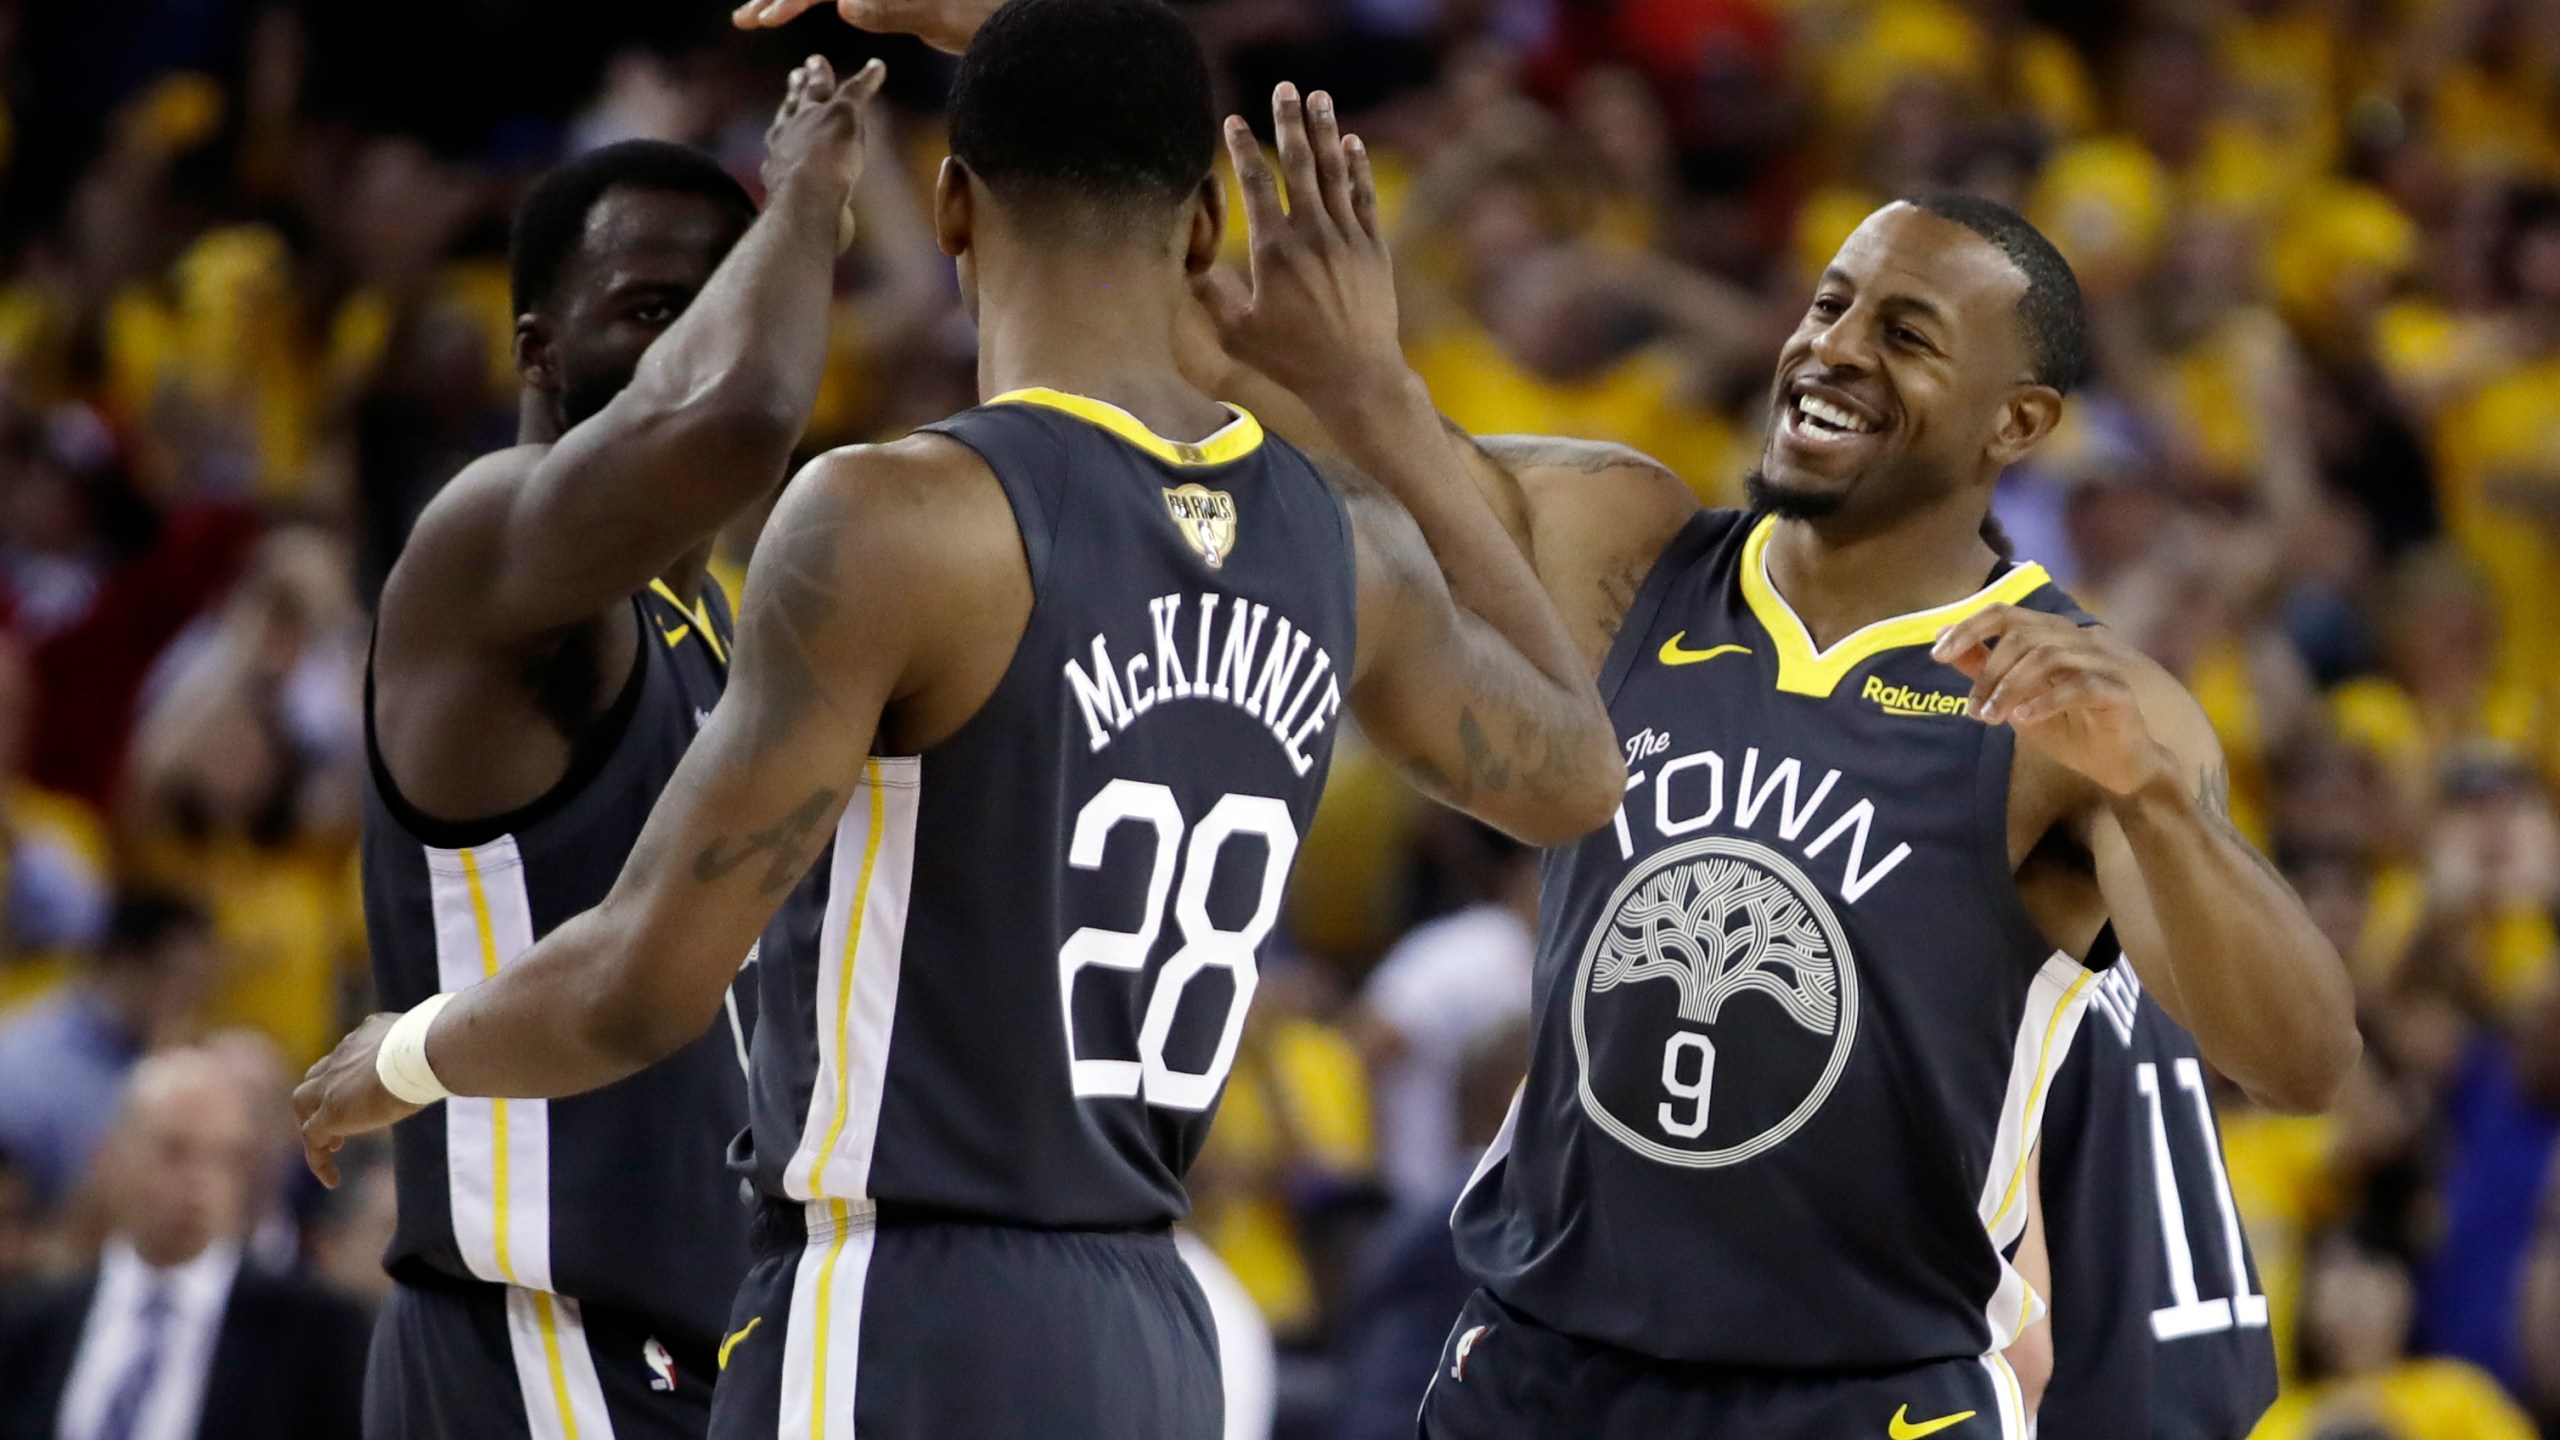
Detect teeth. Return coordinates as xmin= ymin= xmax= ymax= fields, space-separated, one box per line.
xmin=1796 ymin=396 xmax=1872 ymax=434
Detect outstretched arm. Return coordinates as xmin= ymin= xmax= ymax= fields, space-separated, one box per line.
xmin=395 ymin=58 xmax=885 ymax=644
xmin=1935 ymin=606 xmax=2359 ymax=1113
xmin=294 ymin=439 xmax=981 ymax=1180
xmin=1199 ymin=84 xmax=1624 ymax=844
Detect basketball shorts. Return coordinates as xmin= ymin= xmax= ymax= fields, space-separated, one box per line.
xmin=708 ymin=1198 xmax=1224 ymax=1440
xmin=1418 ymin=1288 xmax=2031 ymax=1440
xmin=364 ymin=1274 xmax=713 ymax=1440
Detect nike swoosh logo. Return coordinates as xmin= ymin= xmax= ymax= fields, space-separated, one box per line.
xmin=1889 ymin=1405 xmax=1977 ymax=1439
xmin=1658 ymin=633 xmax=1752 ymax=666
xmin=718 ymin=1318 xmax=762 ymax=1371
xmin=661 ymin=623 xmax=693 ymax=647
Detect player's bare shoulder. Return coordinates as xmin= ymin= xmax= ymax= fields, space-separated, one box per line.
xmin=1478 ymin=434 xmax=1701 ymax=672
xmin=769 ymin=431 xmax=1032 ymax=752
xmin=376 ymin=443 xmax=554 ymax=638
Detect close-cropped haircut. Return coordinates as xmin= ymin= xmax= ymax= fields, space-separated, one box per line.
xmin=1909 ymin=192 xmax=2089 ymax=394
xmin=510 ymin=140 xmax=756 ymax=315
xmin=947 ymin=0 xmax=1217 ymax=229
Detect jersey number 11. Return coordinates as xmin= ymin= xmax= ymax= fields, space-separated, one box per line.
xmin=2135 ymin=1057 xmax=2270 ymax=1341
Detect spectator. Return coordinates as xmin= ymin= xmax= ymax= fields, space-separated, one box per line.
xmin=0 ymin=1047 xmax=368 ymax=1440
xmin=2253 ymin=1238 xmax=2535 ymax=1439
xmin=0 ymin=892 xmax=213 ymax=1212
xmin=1334 ymin=1017 xmax=1531 ymax=1440
xmin=1352 ymin=818 xmax=1538 ymax=1211
xmin=0 ymin=1147 xmax=36 ymax=1299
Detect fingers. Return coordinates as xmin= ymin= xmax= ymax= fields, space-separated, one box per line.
xmin=1192 ymin=265 xmax=1252 ymax=336
xmin=1224 ymin=116 xmax=1285 ymax=254
xmin=1975 ymin=644 xmax=2068 ymax=724
xmin=1930 ymin=604 xmax=2019 ymax=677
xmin=1344 ymin=133 xmax=1380 ymax=242
xmin=1302 ymin=90 xmax=1360 ymax=236
xmin=735 ymin=0 xmax=828 ymax=28
xmin=2006 ymin=673 xmax=2122 ymax=729
xmin=292 ymin=1078 xmax=341 ymax=1188
xmin=1269 ymin=83 xmax=1327 ymax=238
xmin=842 ymin=55 xmax=888 ymax=104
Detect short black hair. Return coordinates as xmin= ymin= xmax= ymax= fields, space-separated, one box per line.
xmin=948 ymin=0 xmax=1216 ymax=227
xmin=97 ymin=890 xmax=209 ymax=970
xmin=510 ymin=140 xmax=756 ymax=315
xmin=1909 ymin=192 xmax=2088 ymax=393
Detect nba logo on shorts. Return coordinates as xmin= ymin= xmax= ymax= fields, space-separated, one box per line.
xmin=644 ymin=1337 xmax=677 ymax=1392
xmin=1451 ymin=1324 xmax=1492 ymax=1381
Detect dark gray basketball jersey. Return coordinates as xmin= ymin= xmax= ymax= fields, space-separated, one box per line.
xmin=365 ymin=578 xmax=751 ymax=1348
xmin=2042 ymin=952 xmax=2278 ymax=1439
xmin=1452 ymin=509 xmax=2108 ymax=1374
xmin=740 ymin=389 xmax=1357 ymax=1232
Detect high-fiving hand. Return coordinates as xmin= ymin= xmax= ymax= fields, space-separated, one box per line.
xmin=732 ymin=0 xmax=998 ymax=54
xmin=1195 ymin=84 xmax=1402 ymax=415
xmin=1933 ymin=606 xmax=2179 ymax=797
xmin=762 ymin=54 xmax=887 ymax=254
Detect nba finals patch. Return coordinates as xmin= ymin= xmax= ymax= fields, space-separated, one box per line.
xmin=1162 ymin=484 xmax=1238 ymax=569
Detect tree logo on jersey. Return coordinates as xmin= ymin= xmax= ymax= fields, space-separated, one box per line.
xmin=1162 ymin=484 xmax=1238 ymax=569
xmin=1570 ymin=835 xmax=1860 ymax=1168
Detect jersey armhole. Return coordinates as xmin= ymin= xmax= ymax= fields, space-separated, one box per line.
xmin=1593 ymin=508 xmax=1742 ymax=702
xmin=362 ymin=596 xmax=654 ymax=850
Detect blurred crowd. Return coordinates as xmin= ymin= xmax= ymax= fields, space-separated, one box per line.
xmin=1 ymin=0 xmax=2558 ymax=1435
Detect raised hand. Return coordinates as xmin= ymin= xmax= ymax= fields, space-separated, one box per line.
xmin=1933 ymin=606 xmax=2178 ymax=797
xmin=762 ymin=54 xmax=888 ymax=253
xmin=732 ymin=0 xmax=998 ymax=53
xmin=1197 ymin=84 xmax=1400 ymax=414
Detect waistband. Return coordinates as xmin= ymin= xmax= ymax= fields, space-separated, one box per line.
xmin=749 ymin=1195 xmax=1176 ymax=1254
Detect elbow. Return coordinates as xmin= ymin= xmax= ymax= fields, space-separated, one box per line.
xmin=1513 ymin=744 xmax=1630 ymax=847
xmin=2243 ymin=1022 xmax=2362 ymax=1116
xmin=619 ymin=378 xmax=806 ymax=485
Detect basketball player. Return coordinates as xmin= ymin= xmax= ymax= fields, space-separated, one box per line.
xmin=353 ymin=60 xmax=884 ymax=1440
xmin=2038 ymin=931 xmax=2279 ymax=1438
xmin=297 ymin=4 xmax=1625 ymax=1438
xmin=1370 ymin=193 xmax=2363 ymax=1439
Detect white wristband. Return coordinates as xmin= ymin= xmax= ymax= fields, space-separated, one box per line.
xmin=376 ymin=992 xmax=457 ymax=1106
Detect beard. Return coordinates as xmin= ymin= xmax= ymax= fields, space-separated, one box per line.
xmin=559 ymin=366 xmax=636 ymax=430
xmin=1743 ymin=468 xmax=1846 ymax=521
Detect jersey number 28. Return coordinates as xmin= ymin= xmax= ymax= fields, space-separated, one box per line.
xmin=2137 ymin=1057 xmax=2269 ymax=1340
xmin=1059 ymin=779 xmax=1299 ymax=1112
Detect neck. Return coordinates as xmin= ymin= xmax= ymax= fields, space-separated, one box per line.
xmin=518 ymin=389 xmax=563 ymax=446
xmin=972 ymin=237 xmax=1227 ymax=443
xmin=1762 ymin=489 xmax=2002 ymax=650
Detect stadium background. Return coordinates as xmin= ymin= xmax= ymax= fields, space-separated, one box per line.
xmin=0 ymin=0 xmax=2556 ymax=1434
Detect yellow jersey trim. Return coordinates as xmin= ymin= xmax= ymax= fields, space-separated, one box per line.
xmin=457 ymin=847 xmax=519 ymax=1287
xmin=803 ymin=760 xmax=886 ymax=1201
xmin=1737 ymin=514 xmax=2050 ymax=698
xmin=649 ymin=578 xmax=728 ymax=665
xmin=531 ymin=1290 xmax=584 ymax=1440
xmin=1985 ymin=966 xmax=2095 ymax=1234
xmin=988 ymin=387 xmax=1265 ymax=468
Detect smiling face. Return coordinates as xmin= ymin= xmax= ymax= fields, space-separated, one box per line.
xmin=518 ymin=186 xmax=751 ymax=429
xmin=1754 ymin=202 xmax=2064 ymax=528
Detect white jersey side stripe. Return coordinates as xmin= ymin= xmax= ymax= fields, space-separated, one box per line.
xmin=427 ymin=838 xmax=553 ymax=1291
xmin=787 ymin=758 xmax=922 ymax=1203
xmin=503 ymin=1287 xmax=618 ymax=1440
xmin=1977 ymin=953 xmax=2095 ymax=1350
xmin=779 ymin=1201 xmax=878 ymax=1440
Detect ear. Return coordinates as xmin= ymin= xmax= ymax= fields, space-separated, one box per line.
xmin=934 ymin=157 xmax=972 ymax=260
xmin=1183 ymin=174 xmax=1225 ymax=277
xmin=1987 ymin=385 xmax=2064 ymax=469
xmin=513 ymin=313 xmax=559 ymax=393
